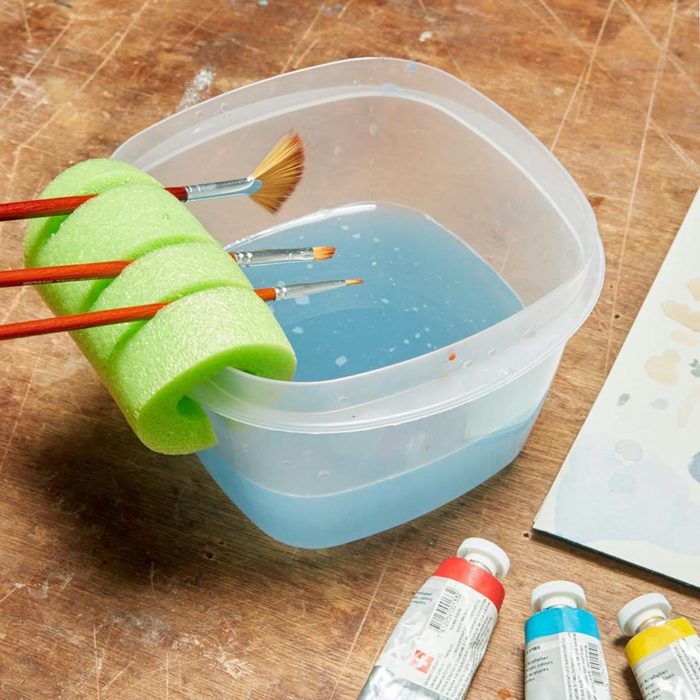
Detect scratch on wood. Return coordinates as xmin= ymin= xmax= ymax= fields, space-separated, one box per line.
xmin=337 ymin=0 xmax=354 ymax=19
xmin=179 ymin=6 xmax=218 ymax=44
xmin=101 ymin=660 xmax=133 ymax=693
xmin=17 ymin=0 xmax=33 ymax=42
xmin=514 ymin=0 xmax=559 ymax=34
xmin=292 ymin=37 xmax=319 ymax=69
xmin=93 ymin=625 xmax=102 ymax=700
xmin=0 ymin=349 xmax=40 ymax=475
xmin=328 ymin=537 xmax=400 ymax=699
xmin=619 ymin=0 xmax=700 ymax=98
xmin=0 ymin=587 xmax=19 ymax=605
xmin=575 ymin=0 xmax=617 ymax=117
xmin=0 ymin=19 xmax=73 ymax=115
xmin=280 ymin=3 xmax=326 ymax=74
xmin=550 ymin=67 xmax=586 ymax=152
xmin=650 ymin=119 xmax=700 ymax=174
xmin=603 ymin=1 xmax=677 ymax=375
xmin=24 ymin=0 xmax=151 ymax=150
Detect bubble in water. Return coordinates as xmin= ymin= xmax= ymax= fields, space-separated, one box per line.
xmin=371 ymin=261 xmax=378 ymax=266
xmin=381 ymin=298 xmax=389 ymax=304
xmin=368 ymin=123 xmax=378 ymax=136
xmin=292 ymin=326 xmax=304 ymax=334
xmin=295 ymin=295 xmax=310 ymax=305
xmin=352 ymin=233 xmax=361 ymax=239
xmin=403 ymin=339 xmax=410 ymax=345
xmin=335 ymin=355 xmax=348 ymax=367
xmin=341 ymin=224 xmax=349 ymax=231
xmin=318 ymin=470 xmax=330 ymax=478
xmin=394 ymin=247 xmax=400 ymax=252
xmin=306 ymin=263 xmax=314 ymax=269
xmin=388 ymin=347 xmax=396 ymax=353
xmin=414 ymin=332 xmax=421 ymax=338
xmin=373 ymin=237 xmax=381 ymax=243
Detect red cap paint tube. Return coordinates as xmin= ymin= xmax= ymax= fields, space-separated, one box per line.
xmin=358 ymin=537 xmax=510 ymax=700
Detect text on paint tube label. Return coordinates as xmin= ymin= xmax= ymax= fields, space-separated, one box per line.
xmin=525 ymin=632 xmax=611 ymax=700
xmin=374 ymin=575 xmax=497 ymax=700
xmin=632 ymin=634 xmax=700 ymax=700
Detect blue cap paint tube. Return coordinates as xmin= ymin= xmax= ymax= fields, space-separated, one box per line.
xmin=358 ymin=538 xmax=510 ymax=700
xmin=524 ymin=581 xmax=611 ymax=700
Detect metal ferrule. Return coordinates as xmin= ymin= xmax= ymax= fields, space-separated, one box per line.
xmin=275 ymin=279 xmax=349 ymax=301
xmin=184 ymin=177 xmax=261 ymax=201
xmin=233 ymin=248 xmax=316 ymax=266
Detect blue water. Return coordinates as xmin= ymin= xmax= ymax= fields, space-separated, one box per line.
xmin=240 ymin=203 xmax=523 ymax=381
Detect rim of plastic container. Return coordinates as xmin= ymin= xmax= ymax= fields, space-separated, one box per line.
xmin=114 ymin=57 xmax=605 ymax=433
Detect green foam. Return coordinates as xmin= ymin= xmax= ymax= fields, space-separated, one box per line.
xmin=25 ymin=159 xmax=296 ymax=455
xmin=33 ymin=184 xmax=215 ymax=315
xmin=76 ymin=242 xmax=253 ymax=366
xmin=25 ymin=159 xmax=159 ymax=265
xmin=106 ymin=286 xmax=296 ymax=454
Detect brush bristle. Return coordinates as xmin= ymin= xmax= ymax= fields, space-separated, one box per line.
xmin=250 ymin=132 xmax=305 ymax=214
xmin=346 ymin=278 xmax=364 ymax=286
xmin=313 ymin=246 xmax=336 ymax=261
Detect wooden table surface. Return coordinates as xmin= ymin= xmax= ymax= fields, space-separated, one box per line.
xmin=0 ymin=1 xmax=698 ymax=698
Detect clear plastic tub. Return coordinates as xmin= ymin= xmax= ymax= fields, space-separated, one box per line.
xmin=113 ymin=58 xmax=604 ymax=548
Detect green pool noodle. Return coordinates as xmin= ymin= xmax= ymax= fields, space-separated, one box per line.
xmin=76 ymin=241 xmax=252 ymax=367
xmin=25 ymin=160 xmax=297 ymax=454
xmin=106 ymin=286 xmax=296 ymax=455
xmin=32 ymin=184 xmax=218 ymax=316
xmin=25 ymin=159 xmax=159 ymax=265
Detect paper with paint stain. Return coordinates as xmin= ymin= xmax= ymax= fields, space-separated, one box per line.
xmin=535 ymin=189 xmax=700 ymax=588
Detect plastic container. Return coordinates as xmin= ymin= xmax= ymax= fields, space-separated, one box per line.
xmin=113 ymin=57 xmax=604 ymax=548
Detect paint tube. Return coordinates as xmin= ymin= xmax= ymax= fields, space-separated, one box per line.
xmin=524 ymin=580 xmax=611 ymax=700
xmin=618 ymin=593 xmax=700 ymax=699
xmin=357 ymin=537 xmax=509 ymax=700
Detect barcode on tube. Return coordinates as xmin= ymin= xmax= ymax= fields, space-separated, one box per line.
xmin=428 ymin=586 xmax=460 ymax=633
xmin=587 ymin=643 xmax=606 ymax=686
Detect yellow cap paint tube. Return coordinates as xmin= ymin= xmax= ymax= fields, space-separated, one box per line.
xmin=357 ymin=538 xmax=510 ymax=700
xmin=524 ymin=581 xmax=611 ymax=700
xmin=618 ymin=593 xmax=700 ymax=699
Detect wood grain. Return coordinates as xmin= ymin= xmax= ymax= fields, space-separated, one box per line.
xmin=0 ymin=1 xmax=698 ymax=698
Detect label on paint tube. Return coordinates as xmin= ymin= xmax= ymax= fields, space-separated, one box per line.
xmin=374 ymin=575 xmax=497 ymax=700
xmin=632 ymin=634 xmax=700 ymax=700
xmin=525 ymin=632 xmax=611 ymax=700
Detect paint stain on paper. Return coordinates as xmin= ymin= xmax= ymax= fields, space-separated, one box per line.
xmin=662 ymin=301 xmax=700 ymax=333
xmin=616 ymin=439 xmax=643 ymax=462
xmin=645 ymin=349 xmax=681 ymax=384
xmin=688 ymin=278 xmax=700 ymax=301
xmin=672 ymin=329 xmax=698 ymax=347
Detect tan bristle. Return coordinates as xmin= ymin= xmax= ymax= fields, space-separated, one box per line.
xmin=313 ymin=246 xmax=336 ymax=261
xmin=346 ymin=279 xmax=364 ymax=286
xmin=250 ymin=132 xmax=305 ymax=214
